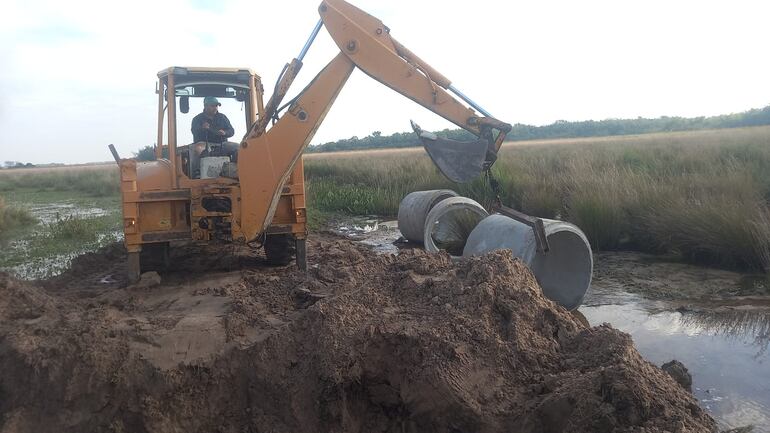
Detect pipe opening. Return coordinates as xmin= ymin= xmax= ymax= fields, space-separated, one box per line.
xmin=430 ymin=208 xmax=486 ymax=256
xmin=423 ymin=197 xmax=488 ymax=257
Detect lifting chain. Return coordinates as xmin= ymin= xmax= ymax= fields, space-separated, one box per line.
xmin=484 ymin=167 xmax=503 ymax=209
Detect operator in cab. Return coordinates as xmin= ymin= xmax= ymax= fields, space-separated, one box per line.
xmin=192 ymin=96 xmax=235 ymax=143
xmin=189 ymin=96 xmax=239 ymax=177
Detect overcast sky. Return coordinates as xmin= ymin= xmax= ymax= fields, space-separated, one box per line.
xmin=1 ymin=0 xmax=768 ymax=164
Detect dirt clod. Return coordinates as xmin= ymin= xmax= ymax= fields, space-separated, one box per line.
xmin=135 ymin=271 xmax=162 ymax=288
xmin=662 ymin=359 xmax=694 ymax=393
xmin=0 ymin=234 xmax=717 ymax=432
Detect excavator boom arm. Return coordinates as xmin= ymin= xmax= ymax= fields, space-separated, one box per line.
xmin=237 ymin=0 xmax=510 ymax=241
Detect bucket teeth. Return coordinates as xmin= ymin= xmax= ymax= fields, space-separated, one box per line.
xmin=411 ymin=121 xmax=488 ymax=183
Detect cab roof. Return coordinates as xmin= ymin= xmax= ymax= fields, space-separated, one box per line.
xmin=158 ymin=66 xmax=260 ymax=89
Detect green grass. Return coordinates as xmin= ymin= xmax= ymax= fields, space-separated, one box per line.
xmin=46 ymin=214 xmax=100 ymax=241
xmin=304 ymin=126 xmax=770 ymax=272
xmin=0 ymin=196 xmax=37 ymax=237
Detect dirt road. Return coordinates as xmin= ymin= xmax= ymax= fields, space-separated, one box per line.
xmin=0 ymin=234 xmax=716 ymax=432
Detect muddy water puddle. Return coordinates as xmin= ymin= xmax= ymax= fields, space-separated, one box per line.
xmin=334 ymin=217 xmax=770 ymax=432
xmin=331 ymin=216 xmax=403 ymax=254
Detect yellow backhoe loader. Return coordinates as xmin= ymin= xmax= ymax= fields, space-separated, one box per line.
xmin=110 ymin=0 xmax=514 ymax=281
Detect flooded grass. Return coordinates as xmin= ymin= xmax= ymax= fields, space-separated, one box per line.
xmin=0 ymin=187 xmax=121 ymax=279
xmin=0 ymin=211 xmax=121 ymax=279
xmin=679 ymin=309 xmax=770 ymax=355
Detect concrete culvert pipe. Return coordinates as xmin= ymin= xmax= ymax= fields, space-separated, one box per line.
xmin=463 ymin=214 xmax=593 ymax=310
xmin=397 ymin=189 xmax=458 ymax=243
xmin=423 ymin=197 xmax=489 ymax=257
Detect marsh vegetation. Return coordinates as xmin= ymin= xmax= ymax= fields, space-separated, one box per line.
xmin=306 ymin=126 xmax=770 ymax=271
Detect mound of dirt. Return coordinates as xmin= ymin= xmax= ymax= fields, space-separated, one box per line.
xmin=0 ymin=235 xmax=716 ymax=432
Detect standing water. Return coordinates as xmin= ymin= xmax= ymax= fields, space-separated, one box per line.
xmin=582 ymin=284 xmax=770 ymax=432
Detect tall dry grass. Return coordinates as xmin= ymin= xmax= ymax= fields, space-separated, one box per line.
xmin=0 ymin=164 xmax=119 ymax=197
xmin=305 ymin=125 xmax=770 ymax=271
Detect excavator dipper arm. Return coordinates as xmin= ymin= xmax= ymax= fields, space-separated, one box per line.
xmin=237 ymin=0 xmax=510 ymax=241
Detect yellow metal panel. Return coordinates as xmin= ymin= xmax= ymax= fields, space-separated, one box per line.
xmin=158 ymin=66 xmax=260 ymax=79
xmin=136 ymin=160 xmax=175 ymax=191
xmin=238 ymin=53 xmax=355 ymax=241
xmin=139 ymin=202 xmax=174 ymax=232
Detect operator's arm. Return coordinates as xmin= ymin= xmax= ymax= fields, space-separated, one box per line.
xmin=219 ymin=114 xmax=235 ymax=139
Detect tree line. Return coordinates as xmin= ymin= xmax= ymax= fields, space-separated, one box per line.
xmin=133 ymin=105 xmax=770 ymax=159
xmin=306 ymin=105 xmax=770 ymax=153
xmin=1 ymin=161 xmax=36 ymax=169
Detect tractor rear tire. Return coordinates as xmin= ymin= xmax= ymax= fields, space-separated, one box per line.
xmin=264 ymin=234 xmax=295 ymax=266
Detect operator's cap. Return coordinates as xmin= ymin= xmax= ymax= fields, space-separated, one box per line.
xmin=203 ymin=96 xmax=221 ymax=106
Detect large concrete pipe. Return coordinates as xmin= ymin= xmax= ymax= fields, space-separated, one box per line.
xmin=423 ymin=197 xmax=489 ymax=257
xmin=463 ymin=214 xmax=593 ymax=310
xmin=398 ymin=190 xmax=458 ymax=242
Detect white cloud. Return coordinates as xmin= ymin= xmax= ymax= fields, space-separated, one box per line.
xmin=1 ymin=0 xmax=769 ymax=164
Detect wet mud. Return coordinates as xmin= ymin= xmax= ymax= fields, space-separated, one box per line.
xmin=593 ymin=251 xmax=770 ymax=301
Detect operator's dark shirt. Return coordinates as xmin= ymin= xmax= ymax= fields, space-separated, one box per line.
xmin=191 ymin=112 xmax=235 ymax=143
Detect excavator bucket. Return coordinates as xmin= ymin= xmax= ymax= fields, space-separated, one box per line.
xmin=411 ymin=121 xmax=488 ymax=183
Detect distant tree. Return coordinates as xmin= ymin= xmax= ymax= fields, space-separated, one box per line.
xmin=3 ymin=161 xmax=32 ymax=169
xmin=134 ymin=145 xmax=168 ymax=161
